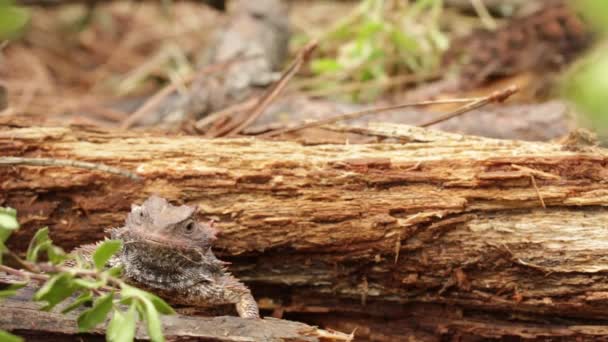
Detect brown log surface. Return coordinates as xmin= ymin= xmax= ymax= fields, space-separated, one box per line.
xmin=3 ymin=121 xmax=608 ymax=339
xmin=0 ymin=285 xmax=338 ymax=341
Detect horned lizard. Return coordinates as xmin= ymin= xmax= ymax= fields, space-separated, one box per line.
xmin=72 ymin=195 xmax=259 ymax=318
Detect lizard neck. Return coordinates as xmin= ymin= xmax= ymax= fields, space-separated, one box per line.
xmin=119 ymin=242 xmax=224 ymax=290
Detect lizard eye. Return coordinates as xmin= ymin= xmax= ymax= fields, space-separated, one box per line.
xmin=183 ymin=221 xmax=195 ymax=234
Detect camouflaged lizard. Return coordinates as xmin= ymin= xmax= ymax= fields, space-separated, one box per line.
xmin=71 ymin=195 xmax=259 ymax=318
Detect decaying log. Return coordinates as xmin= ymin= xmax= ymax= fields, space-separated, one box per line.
xmin=3 ymin=121 xmax=608 ymax=339
xmin=0 ymin=285 xmax=345 ymax=342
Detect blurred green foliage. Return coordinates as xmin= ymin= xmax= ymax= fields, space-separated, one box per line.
xmin=571 ymin=0 xmax=608 ymax=32
xmin=0 ymin=0 xmax=29 ymax=39
xmin=301 ymin=0 xmax=447 ymax=101
xmin=563 ymin=1 xmax=608 ymax=139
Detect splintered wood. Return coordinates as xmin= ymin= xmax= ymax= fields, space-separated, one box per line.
xmin=3 ymin=122 xmax=608 ymax=339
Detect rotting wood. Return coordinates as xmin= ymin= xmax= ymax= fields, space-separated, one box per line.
xmin=0 ymin=285 xmax=348 ymax=342
xmin=3 ymin=121 xmax=608 ymax=339
xmin=0 ymin=157 xmax=140 ymax=180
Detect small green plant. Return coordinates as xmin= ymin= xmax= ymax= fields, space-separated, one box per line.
xmin=0 ymin=207 xmax=175 ymax=342
xmin=298 ymin=0 xmax=448 ymax=101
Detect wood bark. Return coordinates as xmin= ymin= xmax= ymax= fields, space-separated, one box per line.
xmin=3 ymin=121 xmax=608 ymax=339
xmin=0 ymin=285 xmax=344 ymax=341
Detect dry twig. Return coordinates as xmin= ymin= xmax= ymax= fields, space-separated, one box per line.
xmin=208 ymin=41 xmax=318 ymax=138
xmin=261 ymin=85 xmax=517 ymax=138
xmin=419 ymin=85 xmax=518 ymax=127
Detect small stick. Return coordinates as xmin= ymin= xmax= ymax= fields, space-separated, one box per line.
xmin=261 ymin=98 xmax=478 ymax=138
xmin=419 ymin=85 xmax=518 ymax=127
xmin=511 ymin=164 xmax=560 ymax=180
xmin=262 ymin=85 xmax=518 ymax=138
xmin=394 ymin=232 xmax=401 ymax=264
xmin=219 ymin=41 xmax=318 ymax=138
xmin=195 ymin=98 xmax=257 ymax=135
xmin=529 ymin=174 xmax=547 ymax=209
xmin=0 ymin=157 xmax=140 ymax=180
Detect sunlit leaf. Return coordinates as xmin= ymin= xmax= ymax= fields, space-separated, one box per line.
xmin=0 ymin=207 xmax=19 ymax=244
xmin=107 ymin=304 xmax=137 ymax=342
xmin=92 ymin=240 xmax=122 ymax=270
xmin=0 ymin=207 xmax=19 ymax=231
xmin=77 ymin=292 xmax=114 ymax=331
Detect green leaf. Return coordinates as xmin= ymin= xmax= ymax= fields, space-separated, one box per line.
xmin=107 ymin=304 xmax=137 ymax=342
xmin=0 ymin=240 xmax=6 ymax=265
xmin=34 ymin=272 xmax=80 ymax=311
xmin=143 ymin=292 xmax=175 ymax=315
xmin=73 ymin=276 xmax=107 ymax=289
xmin=0 ymin=207 xmax=19 ymax=245
xmin=0 ymin=330 xmax=23 ymax=342
xmin=0 ymin=2 xmax=29 ymax=39
xmin=139 ymin=298 xmax=164 ymax=342
xmin=61 ymin=291 xmax=94 ymax=314
xmin=77 ymin=292 xmax=114 ymax=331
xmin=92 ymin=240 xmax=122 ymax=270
xmin=574 ymin=0 xmax=608 ymax=32
xmin=0 ymin=282 xmax=27 ymax=298
xmin=0 ymin=207 xmax=19 ymax=232
xmin=26 ymin=227 xmax=51 ymax=262
xmin=106 ymin=265 xmax=124 ymax=278
xmin=311 ymin=58 xmax=342 ymax=75
xmin=47 ymin=245 xmax=67 ymax=265
xmin=121 ymin=285 xmax=166 ymax=342
xmin=25 ymin=227 xmax=65 ymax=264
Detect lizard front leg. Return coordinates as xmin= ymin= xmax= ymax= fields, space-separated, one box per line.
xmin=221 ymin=275 xmax=260 ymax=318
xmin=235 ymin=292 xmax=260 ymax=319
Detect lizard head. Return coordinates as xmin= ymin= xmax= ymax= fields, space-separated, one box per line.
xmin=113 ymin=195 xmax=219 ymax=257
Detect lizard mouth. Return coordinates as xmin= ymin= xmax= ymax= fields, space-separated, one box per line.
xmin=126 ymin=229 xmax=198 ymax=252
